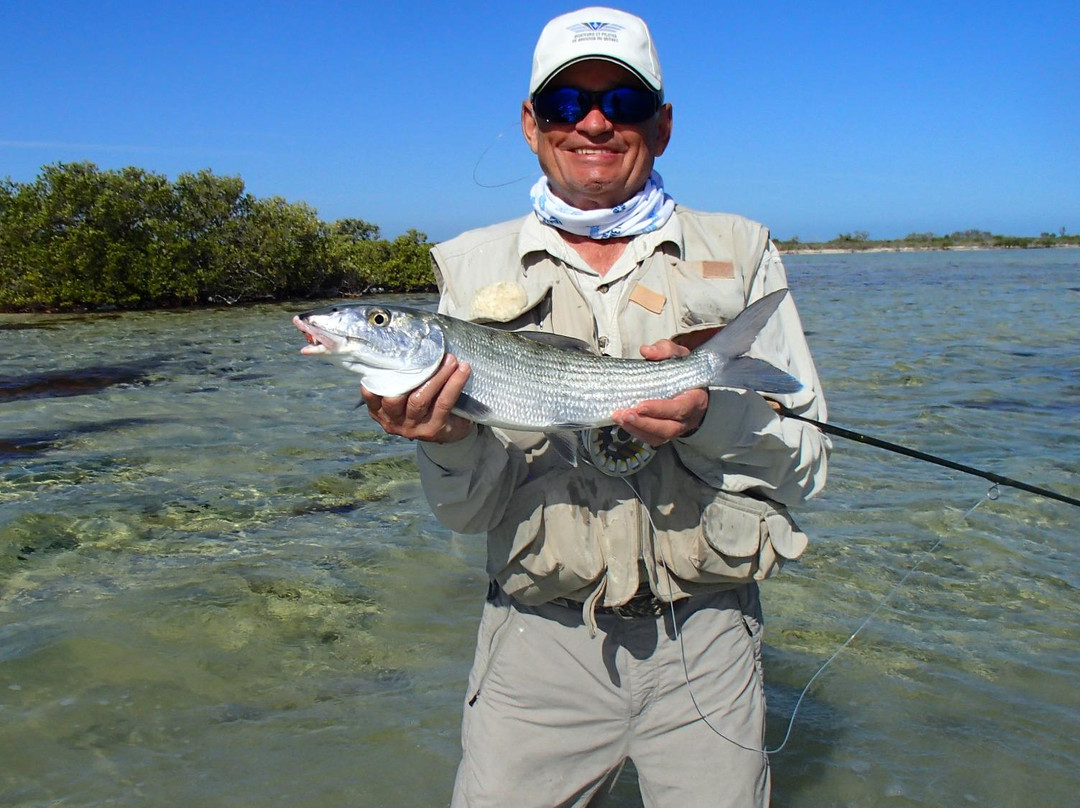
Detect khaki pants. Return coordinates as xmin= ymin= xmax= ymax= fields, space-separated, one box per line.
xmin=451 ymin=585 xmax=770 ymax=808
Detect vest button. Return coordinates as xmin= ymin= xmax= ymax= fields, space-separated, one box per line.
xmin=598 ymin=336 xmax=609 ymax=349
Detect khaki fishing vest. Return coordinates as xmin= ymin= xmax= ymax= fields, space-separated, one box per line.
xmin=430 ymin=208 xmax=809 ymax=623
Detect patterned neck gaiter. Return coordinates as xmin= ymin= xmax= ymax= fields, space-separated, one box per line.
xmin=530 ymin=170 xmax=675 ymax=240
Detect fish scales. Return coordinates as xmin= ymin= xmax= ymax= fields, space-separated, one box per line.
xmin=439 ymin=315 xmax=714 ymax=428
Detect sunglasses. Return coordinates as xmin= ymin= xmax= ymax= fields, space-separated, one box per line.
xmin=531 ymin=86 xmax=662 ymax=125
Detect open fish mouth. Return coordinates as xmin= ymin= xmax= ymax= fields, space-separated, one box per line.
xmin=293 ymin=316 xmax=338 ymax=355
xmin=292 ymin=315 xmax=406 ymax=371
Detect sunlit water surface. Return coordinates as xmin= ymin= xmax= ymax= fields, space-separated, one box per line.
xmin=2 ymin=249 xmax=1078 ymax=807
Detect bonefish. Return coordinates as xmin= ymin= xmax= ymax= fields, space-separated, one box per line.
xmin=293 ymin=289 xmax=800 ymax=435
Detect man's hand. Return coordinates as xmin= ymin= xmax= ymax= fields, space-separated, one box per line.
xmin=362 ymin=355 xmax=475 ymax=443
xmin=611 ymin=339 xmax=709 ymax=446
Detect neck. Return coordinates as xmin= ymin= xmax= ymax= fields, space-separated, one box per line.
xmin=560 ymin=231 xmax=631 ymax=275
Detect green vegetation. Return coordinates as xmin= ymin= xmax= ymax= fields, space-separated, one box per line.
xmin=0 ymin=162 xmax=436 ymax=311
xmin=4 ymin=162 xmax=1077 ymax=312
xmin=775 ymin=228 xmax=1080 ymax=253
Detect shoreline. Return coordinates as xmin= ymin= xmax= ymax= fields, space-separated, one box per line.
xmin=2 ymin=243 xmax=1076 ymax=315
xmin=778 ymin=243 xmax=1080 ymax=256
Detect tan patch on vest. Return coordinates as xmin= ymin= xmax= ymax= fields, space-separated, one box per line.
xmin=699 ymin=260 xmax=734 ymax=279
xmin=629 ymin=284 xmax=666 ymax=314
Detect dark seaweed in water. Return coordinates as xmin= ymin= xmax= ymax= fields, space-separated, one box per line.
xmin=0 ymin=361 xmax=162 ymax=402
xmin=0 ymin=417 xmax=163 ymax=461
xmin=0 ymin=314 xmax=124 ymax=331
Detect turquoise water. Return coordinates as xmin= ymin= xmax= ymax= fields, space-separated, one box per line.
xmin=1 ymin=249 xmax=1077 ymax=806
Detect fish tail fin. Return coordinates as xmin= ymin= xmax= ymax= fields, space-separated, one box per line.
xmin=718 ymin=357 xmax=803 ymax=394
xmin=698 ymin=289 xmax=803 ymax=394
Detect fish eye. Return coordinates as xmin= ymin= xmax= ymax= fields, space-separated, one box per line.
xmin=368 ymin=309 xmax=391 ymax=327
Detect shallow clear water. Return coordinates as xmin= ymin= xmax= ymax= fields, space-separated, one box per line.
xmin=1 ymin=249 xmax=1078 ymax=806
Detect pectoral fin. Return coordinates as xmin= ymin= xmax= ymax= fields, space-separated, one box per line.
xmin=543 ymin=430 xmax=582 ymax=468
xmin=453 ymin=393 xmax=493 ymax=422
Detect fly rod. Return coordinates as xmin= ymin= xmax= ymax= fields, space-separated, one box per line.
xmin=780 ymin=408 xmax=1080 ymax=509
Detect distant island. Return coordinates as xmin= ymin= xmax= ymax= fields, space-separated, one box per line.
xmin=2 ymin=162 xmax=1076 ymax=313
xmin=775 ymin=229 xmax=1080 ymax=254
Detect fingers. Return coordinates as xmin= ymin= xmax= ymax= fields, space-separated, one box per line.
xmin=405 ymin=355 xmax=467 ymax=420
xmin=612 ymin=410 xmax=676 ymax=447
xmin=639 ymin=339 xmax=690 ymax=361
xmin=607 ymin=341 xmax=697 ymax=444
xmin=612 ymin=388 xmax=709 ymax=446
xmin=363 ymin=355 xmax=474 ymax=442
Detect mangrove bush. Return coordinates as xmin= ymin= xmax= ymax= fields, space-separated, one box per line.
xmin=0 ymin=162 xmax=436 ymax=311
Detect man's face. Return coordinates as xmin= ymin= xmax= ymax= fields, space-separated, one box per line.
xmin=522 ymin=60 xmax=672 ymax=211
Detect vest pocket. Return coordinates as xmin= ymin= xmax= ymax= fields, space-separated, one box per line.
xmin=486 ymin=473 xmax=606 ymax=604
xmin=668 ymin=259 xmax=748 ymax=331
xmin=659 ymin=485 xmax=808 ymax=585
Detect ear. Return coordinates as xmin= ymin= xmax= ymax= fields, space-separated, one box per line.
xmin=521 ymin=100 xmax=540 ymax=155
xmin=652 ymin=103 xmax=673 ymax=157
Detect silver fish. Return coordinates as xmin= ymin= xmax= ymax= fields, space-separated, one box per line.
xmin=293 ymin=289 xmax=801 ymax=439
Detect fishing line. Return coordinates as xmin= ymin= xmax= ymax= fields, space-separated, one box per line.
xmin=764 ymin=486 xmax=996 ymax=755
xmin=471 ymin=123 xmax=537 ymax=189
xmin=624 ymin=474 xmax=1002 ymax=757
xmin=623 ymin=475 xmax=768 ymax=756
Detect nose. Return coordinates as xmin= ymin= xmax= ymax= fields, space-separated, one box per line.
xmin=576 ymin=105 xmax=615 ymax=136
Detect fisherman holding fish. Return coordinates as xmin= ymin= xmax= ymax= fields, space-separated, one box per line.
xmin=360 ymin=7 xmax=828 ymax=806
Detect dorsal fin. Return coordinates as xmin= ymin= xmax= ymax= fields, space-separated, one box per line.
xmin=518 ymin=331 xmax=597 ymax=354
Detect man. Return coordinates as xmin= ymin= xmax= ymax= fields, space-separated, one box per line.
xmin=363 ymin=7 xmax=828 ymax=807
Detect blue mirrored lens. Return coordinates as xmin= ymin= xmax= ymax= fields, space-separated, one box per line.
xmin=532 ymin=87 xmax=660 ymax=124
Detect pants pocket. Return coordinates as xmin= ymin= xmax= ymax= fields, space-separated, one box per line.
xmin=467 ymin=586 xmax=516 ymax=707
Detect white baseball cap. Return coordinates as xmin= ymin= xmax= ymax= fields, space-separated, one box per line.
xmin=529 ymin=7 xmax=663 ymax=96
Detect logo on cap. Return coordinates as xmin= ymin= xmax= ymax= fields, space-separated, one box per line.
xmin=567 ymin=21 xmax=624 ymax=45
xmin=569 ymin=21 xmax=625 ymax=34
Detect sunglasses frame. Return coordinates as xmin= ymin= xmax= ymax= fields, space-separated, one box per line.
xmin=531 ymin=85 xmax=663 ymax=126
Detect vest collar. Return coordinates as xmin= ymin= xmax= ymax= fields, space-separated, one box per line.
xmin=516 ymin=207 xmax=685 ymax=267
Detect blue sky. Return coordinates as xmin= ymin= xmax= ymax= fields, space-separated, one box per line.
xmin=3 ymin=1 xmax=1077 ymax=242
